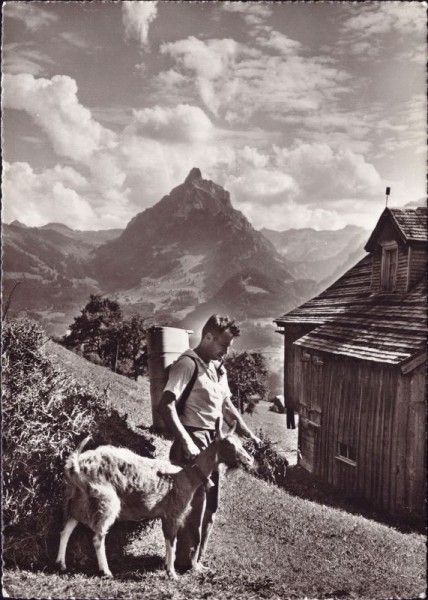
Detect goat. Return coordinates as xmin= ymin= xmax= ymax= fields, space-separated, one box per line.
xmin=55 ymin=418 xmax=253 ymax=579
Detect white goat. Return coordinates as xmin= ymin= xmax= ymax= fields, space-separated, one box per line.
xmin=56 ymin=419 xmax=253 ymax=579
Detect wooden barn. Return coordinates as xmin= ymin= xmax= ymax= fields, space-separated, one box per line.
xmin=275 ymin=207 xmax=427 ymax=518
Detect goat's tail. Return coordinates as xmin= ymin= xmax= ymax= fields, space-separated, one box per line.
xmin=64 ymin=435 xmax=92 ymax=481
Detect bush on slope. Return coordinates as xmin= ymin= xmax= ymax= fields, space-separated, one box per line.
xmin=2 ymin=317 xmax=156 ymax=570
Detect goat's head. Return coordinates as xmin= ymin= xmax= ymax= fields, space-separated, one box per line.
xmin=215 ymin=418 xmax=254 ymax=469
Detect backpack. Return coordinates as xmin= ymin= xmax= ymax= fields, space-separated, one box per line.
xmin=167 ymin=355 xmax=199 ymax=417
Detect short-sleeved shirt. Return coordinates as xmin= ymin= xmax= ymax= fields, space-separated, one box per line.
xmin=163 ymin=349 xmax=231 ymax=430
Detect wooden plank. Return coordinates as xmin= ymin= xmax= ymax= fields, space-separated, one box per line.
xmin=361 ymin=364 xmax=373 ymax=500
xmin=389 ymin=371 xmax=400 ymax=513
xmin=355 ymin=361 xmax=365 ymax=497
xmin=371 ymin=366 xmax=383 ymax=505
xmin=382 ymin=369 xmax=395 ymax=511
xmin=407 ymin=367 xmax=426 ymax=515
xmin=401 ymin=352 xmax=427 ymax=374
xmin=394 ymin=376 xmax=409 ymax=512
xmin=406 ymin=246 xmax=412 ymax=292
xmin=378 ymin=371 xmax=388 ymax=509
xmin=296 ymin=339 xmax=411 ymax=363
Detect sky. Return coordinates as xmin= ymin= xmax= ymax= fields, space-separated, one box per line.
xmin=2 ymin=0 xmax=426 ymax=232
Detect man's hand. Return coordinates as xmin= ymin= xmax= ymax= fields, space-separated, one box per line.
xmin=182 ymin=436 xmax=200 ymax=461
xmin=249 ymin=433 xmax=262 ymax=446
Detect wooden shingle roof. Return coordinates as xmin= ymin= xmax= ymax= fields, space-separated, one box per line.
xmin=276 ymin=255 xmax=373 ymax=327
xmin=293 ymin=279 xmax=426 ymax=365
xmin=390 ymin=208 xmax=427 ymax=242
xmin=275 ymin=250 xmax=427 ymax=366
xmin=365 ymin=207 xmax=427 ymax=251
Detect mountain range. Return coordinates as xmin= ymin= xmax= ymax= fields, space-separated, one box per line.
xmin=261 ymin=225 xmax=369 ymax=283
xmin=2 ymin=168 xmax=368 ymax=341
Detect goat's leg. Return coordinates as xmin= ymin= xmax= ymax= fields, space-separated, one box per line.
xmin=165 ymin=538 xmax=178 ymax=580
xmin=90 ymin=488 xmax=121 ymax=578
xmin=93 ymin=532 xmax=113 ymax=578
xmin=56 ymin=517 xmax=78 ymax=571
xmin=162 ymin=519 xmax=178 ymax=579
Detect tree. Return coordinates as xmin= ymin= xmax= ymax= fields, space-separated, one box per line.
xmin=63 ymin=295 xmax=123 ymax=368
xmin=224 ymin=351 xmax=269 ymax=414
xmin=116 ymin=314 xmax=154 ymax=380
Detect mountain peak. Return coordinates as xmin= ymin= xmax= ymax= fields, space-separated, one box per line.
xmin=41 ymin=222 xmax=74 ymax=232
xmin=10 ymin=220 xmax=28 ymax=228
xmin=185 ymin=167 xmax=202 ymax=184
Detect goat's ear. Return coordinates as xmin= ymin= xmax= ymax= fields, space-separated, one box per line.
xmin=215 ymin=417 xmax=223 ymax=439
xmin=228 ymin=420 xmax=237 ymax=436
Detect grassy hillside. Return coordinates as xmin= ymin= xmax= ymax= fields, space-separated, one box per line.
xmin=43 ymin=342 xmax=151 ymax=425
xmin=3 ymin=342 xmax=426 ymax=600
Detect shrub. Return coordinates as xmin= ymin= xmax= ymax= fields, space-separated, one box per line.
xmin=244 ymin=429 xmax=288 ymax=487
xmin=2 ymin=317 xmax=156 ymax=570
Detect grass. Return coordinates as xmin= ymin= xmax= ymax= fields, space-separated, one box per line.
xmin=3 ymin=342 xmax=426 ymax=599
xmin=42 ymin=341 xmax=171 ymax=459
xmin=3 ymin=471 xmax=426 ymax=599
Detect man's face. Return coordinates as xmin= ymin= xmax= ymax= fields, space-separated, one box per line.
xmin=207 ymin=330 xmax=234 ymax=361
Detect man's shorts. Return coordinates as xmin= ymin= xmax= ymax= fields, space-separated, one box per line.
xmin=169 ymin=426 xmax=220 ymax=513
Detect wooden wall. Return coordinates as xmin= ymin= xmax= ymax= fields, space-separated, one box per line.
xmin=408 ymin=246 xmax=427 ymax=289
xmin=295 ymin=347 xmax=426 ymax=517
xmin=282 ymin=323 xmax=317 ymax=411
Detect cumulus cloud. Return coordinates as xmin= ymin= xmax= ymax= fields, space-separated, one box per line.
xmin=3 ymin=161 xmax=135 ymax=229
xmin=235 ymin=197 xmax=347 ymax=231
xmin=3 ymin=73 xmax=117 ymax=162
xmin=227 ymin=169 xmax=297 ymax=205
xmin=128 ymin=104 xmax=214 ymax=143
xmin=274 ymin=142 xmax=382 ymax=202
xmin=122 ymin=1 xmax=158 ymax=47
xmin=204 ymin=138 xmax=389 ymax=230
xmin=4 ymin=2 xmax=58 ymax=30
xmin=2 ymin=162 xmax=96 ymax=228
xmin=117 ymin=129 xmax=236 ymax=205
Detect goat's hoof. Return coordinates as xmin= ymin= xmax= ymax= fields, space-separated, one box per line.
xmin=55 ymin=561 xmax=66 ymax=573
xmin=192 ymin=563 xmax=209 ymax=574
xmin=100 ymin=571 xmax=113 ymax=579
xmin=166 ymin=569 xmax=178 ymax=580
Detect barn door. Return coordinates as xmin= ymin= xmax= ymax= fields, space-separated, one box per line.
xmin=299 ymin=351 xmax=323 ymax=473
xmin=300 ymin=424 xmax=317 ymax=472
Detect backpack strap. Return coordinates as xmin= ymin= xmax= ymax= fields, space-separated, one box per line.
xmin=175 ymin=356 xmax=198 ymax=416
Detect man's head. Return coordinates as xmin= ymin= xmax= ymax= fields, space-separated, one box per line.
xmin=200 ymin=315 xmax=240 ymax=361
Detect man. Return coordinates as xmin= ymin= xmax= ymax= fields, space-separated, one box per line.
xmin=157 ymin=314 xmax=261 ymax=572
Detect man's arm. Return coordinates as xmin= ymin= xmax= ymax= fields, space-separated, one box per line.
xmin=157 ymin=391 xmax=200 ymax=459
xmin=222 ymin=396 xmax=261 ymax=443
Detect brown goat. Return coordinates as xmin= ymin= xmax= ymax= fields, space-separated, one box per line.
xmin=56 ymin=419 xmax=253 ymax=579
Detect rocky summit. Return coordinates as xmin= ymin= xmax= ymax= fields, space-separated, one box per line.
xmin=3 ymin=168 xmax=319 ymax=335
xmin=92 ymin=168 xmax=291 ymax=292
